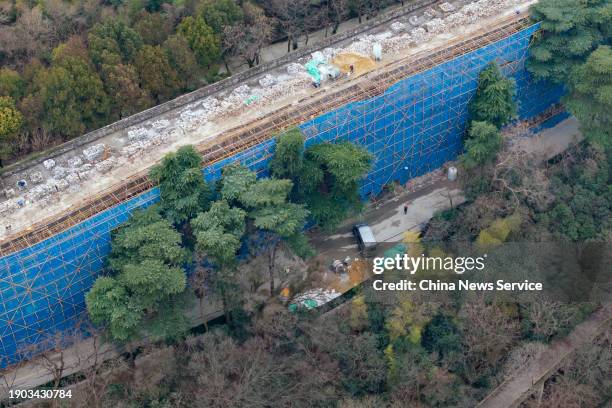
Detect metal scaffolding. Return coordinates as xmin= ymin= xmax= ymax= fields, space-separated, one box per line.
xmin=1 ymin=16 xmax=566 ymax=367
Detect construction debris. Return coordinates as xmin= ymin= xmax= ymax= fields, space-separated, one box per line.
xmin=390 ymin=21 xmax=407 ymax=33
xmin=445 ymin=12 xmax=467 ymax=27
xmin=29 ymin=172 xmax=43 ymax=184
xmin=425 ymin=18 xmax=446 ymax=34
xmin=286 ymin=62 xmax=305 ymax=75
xmin=151 ymin=119 xmax=169 ymax=130
xmin=290 ymin=288 xmax=341 ymax=309
xmin=439 ymin=2 xmax=456 ymax=12
xmin=83 ymin=144 xmax=106 ymax=162
xmin=43 ymin=159 xmax=56 ymax=170
xmin=68 ymin=157 xmax=83 ymax=168
xmin=411 ymin=27 xmax=429 ymax=43
xmin=95 ymin=158 xmax=117 ymax=174
xmin=259 ymin=74 xmax=277 ymax=88
xmin=52 ymin=167 xmax=67 ymax=179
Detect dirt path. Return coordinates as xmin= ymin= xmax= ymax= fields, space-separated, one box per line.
xmin=477 ymin=305 xmax=612 ymax=408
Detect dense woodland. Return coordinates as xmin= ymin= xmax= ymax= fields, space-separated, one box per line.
xmin=0 ymin=0 xmax=399 ymax=167
xmin=3 ymin=0 xmax=611 ymax=407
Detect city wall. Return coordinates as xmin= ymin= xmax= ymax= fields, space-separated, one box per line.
xmin=0 ymin=23 xmax=563 ymax=367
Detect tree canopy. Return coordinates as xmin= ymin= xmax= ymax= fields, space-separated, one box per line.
xmin=192 ymin=200 xmax=246 ymax=269
xmin=461 ymin=121 xmax=502 ymax=169
xmin=468 ymin=62 xmax=516 ymax=129
xmin=134 ymin=45 xmax=181 ymax=102
xmin=565 ymin=45 xmax=612 ymax=147
xmin=177 ymin=15 xmax=221 ymax=68
xmin=39 ymin=56 xmax=110 ymax=137
xmin=301 ymin=142 xmax=373 ymax=229
xmin=0 ymin=96 xmax=23 ymax=163
xmin=86 ymin=207 xmax=189 ymax=342
xmin=150 ymin=145 xmax=211 ymax=225
xmin=220 ymin=163 xmax=258 ymax=204
xmin=528 ymin=0 xmax=610 ymax=84
xmin=88 ymin=20 xmax=143 ymax=66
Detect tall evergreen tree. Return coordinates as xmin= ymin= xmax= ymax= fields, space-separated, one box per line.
xmin=528 ymin=0 xmax=610 ymax=84
xmin=192 ymin=200 xmax=246 ymax=322
xmin=468 ymin=62 xmax=516 ymax=129
xmin=150 ymin=145 xmax=211 ymax=226
xmin=565 ymin=45 xmax=612 ymax=148
xmin=86 ymin=207 xmax=189 ymax=342
xmin=0 ymin=96 xmax=23 ymax=166
xmin=461 ymin=121 xmax=502 ymax=169
xmin=301 ymin=142 xmax=373 ymax=229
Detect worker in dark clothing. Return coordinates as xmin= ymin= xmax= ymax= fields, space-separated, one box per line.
xmin=403 ymin=204 xmax=408 ymax=215
xmin=349 ymin=64 xmax=354 ymax=75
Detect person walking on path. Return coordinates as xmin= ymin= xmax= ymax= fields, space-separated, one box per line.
xmin=403 ymin=204 xmax=408 ymax=215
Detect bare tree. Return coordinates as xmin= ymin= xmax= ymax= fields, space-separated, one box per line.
xmin=0 ymin=6 xmax=52 ymax=66
xmin=267 ymin=0 xmax=310 ymax=52
xmin=42 ymin=0 xmax=85 ymax=43
xmin=0 ymin=358 xmax=21 ymax=401
xmin=457 ymin=294 xmax=520 ymax=384
xmin=324 ymin=0 xmax=349 ymax=36
xmin=30 ymin=335 xmax=74 ymax=390
xmin=491 ymin=147 xmax=553 ymax=210
xmin=70 ymin=325 xmax=121 ymax=408
xmin=223 ymin=3 xmax=272 ymax=69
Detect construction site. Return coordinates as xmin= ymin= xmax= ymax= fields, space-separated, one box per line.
xmin=0 ymin=0 xmax=566 ymax=368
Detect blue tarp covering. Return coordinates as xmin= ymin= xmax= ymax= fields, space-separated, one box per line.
xmin=0 ymin=23 xmax=564 ymax=367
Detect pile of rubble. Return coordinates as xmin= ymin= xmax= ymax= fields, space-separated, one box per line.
xmin=1 ymin=142 xmax=119 ymax=218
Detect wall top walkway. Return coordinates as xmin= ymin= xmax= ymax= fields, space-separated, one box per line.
xmin=0 ymin=0 xmax=436 ymax=179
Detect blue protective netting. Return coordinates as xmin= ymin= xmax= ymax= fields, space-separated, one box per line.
xmin=0 ymin=23 xmax=564 ymax=367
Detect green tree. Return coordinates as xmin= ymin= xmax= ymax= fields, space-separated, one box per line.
xmin=199 ymin=0 xmax=243 ymax=34
xmin=88 ymin=20 xmax=143 ymax=66
xmin=528 ymin=0 xmax=610 ymax=84
xmin=86 ymin=207 xmax=189 ymax=342
xmin=219 ymin=163 xmax=257 ymax=203
xmin=468 ymin=63 xmax=516 ymax=129
xmin=163 ymin=35 xmax=201 ymax=91
xmin=107 ymin=206 xmax=189 ymax=274
xmin=0 ymin=68 xmax=25 ymax=100
xmin=301 ymin=142 xmax=373 ymax=229
xmin=461 ymin=121 xmax=502 ymax=169
xmin=145 ymin=0 xmax=166 ymax=12
xmin=565 ymin=45 xmax=612 ymax=148
xmin=150 ymin=145 xmax=211 ymax=226
xmin=100 ymin=56 xmax=152 ymax=118
xmin=39 ymin=56 xmax=110 ymax=137
xmin=421 ymin=313 xmax=462 ymax=359
xmin=192 ymin=200 xmax=246 ymax=321
xmin=541 ymin=144 xmax=611 ymax=240
xmin=134 ymin=45 xmax=181 ymax=102
xmin=269 ymin=127 xmax=305 ymax=181
xmin=177 ymin=15 xmax=221 ymax=68
xmin=133 ymin=11 xmax=172 ymax=45
xmin=0 ymin=96 xmax=23 ymax=166
xmin=241 ymin=177 xmax=310 ymax=295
